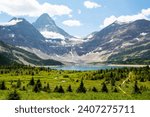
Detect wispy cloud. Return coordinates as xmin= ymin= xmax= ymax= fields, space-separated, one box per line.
xmin=0 ymin=0 xmax=72 ymax=17
xmin=63 ymin=19 xmax=82 ymax=27
xmin=84 ymin=1 xmax=101 ymax=9
xmin=100 ymin=8 xmax=150 ymax=28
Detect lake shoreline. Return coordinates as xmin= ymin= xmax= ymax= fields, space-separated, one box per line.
xmin=106 ymin=64 xmax=149 ymax=67
xmin=46 ymin=64 xmax=149 ymax=71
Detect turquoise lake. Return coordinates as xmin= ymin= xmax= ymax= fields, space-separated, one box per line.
xmin=51 ymin=65 xmax=124 ymax=71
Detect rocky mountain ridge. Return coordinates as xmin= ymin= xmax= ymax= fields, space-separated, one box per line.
xmin=0 ymin=14 xmax=149 ymax=65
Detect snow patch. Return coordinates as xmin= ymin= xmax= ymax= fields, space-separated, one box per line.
xmin=87 ymin=34 xmax=93 ymax=39
xmin=140 ymin=32 xmax=147 ymax=36
xmin=0 ymin=19 xmax=23 ymax=26
xmin=94 ymin=47 xmax=102 ymax=51
xmin=9 ymin=34 xmax=15 ymax=38
xmin=121 ymin=42 xmax=134 ymax=48
xmin=45 ymin=25 xmax=49 ymax=28
xmin=41 ymin=31 xmax=65 ymax=40
xmin=135 ymin=38 xmax=140 ymax=41
xmin=61 ymin=40 xmax=66 ymax=45
xmin=109 ymin=39 xmax=114 ymax=43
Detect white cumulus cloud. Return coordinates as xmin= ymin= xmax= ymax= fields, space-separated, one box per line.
xmin=84 ymin=1 xmax=101 ymax=9
xmin=100 ymin=8 xmax=150 ymax=28
xmin=63 ymin=19 xmax=82 ymax=27
xmin=0 ymin=0 xmax=72 ymax=17
xmin=141 ymin=8 xmax=150 ymax=16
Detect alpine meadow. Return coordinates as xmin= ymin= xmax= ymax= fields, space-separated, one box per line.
xmin=0 ymin=65 xmax=150 ymax=100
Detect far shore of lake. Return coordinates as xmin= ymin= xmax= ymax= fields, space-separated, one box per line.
xmin=107 ymin=64 xmax=149 ymax=67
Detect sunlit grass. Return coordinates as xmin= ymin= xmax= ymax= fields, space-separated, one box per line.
xmin=0 ymin=66 xmax=150 ymax=100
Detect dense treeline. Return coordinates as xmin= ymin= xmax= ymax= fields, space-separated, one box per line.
xmin=84 ymin=66 xmax=150 ymax=82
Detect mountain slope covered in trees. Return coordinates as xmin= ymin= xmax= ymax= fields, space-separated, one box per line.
xmin=0 ymin=41 xmax=63 ymax=65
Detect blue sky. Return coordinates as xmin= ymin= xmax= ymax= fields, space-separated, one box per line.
xmin=0 ymin=0 xmax=150 ymax=37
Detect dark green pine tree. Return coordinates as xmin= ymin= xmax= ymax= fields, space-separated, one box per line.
xmin=67 ymin=85 xmax=72 ymax=92
xmin=37 ymin=79 xmax=42 ymax=89
xmin=113 ymin=87 xmax=118 ymax=93
xmin=53 ymin=86 xmax=59 ymax=92
xmin=17 ymin=79 xmax=21 ymax=88
xmin=0 ymin=81 xmax=7 ymax=90
xmin=29 ymin=77 xmax=35 ymax=86
xmin=110 ymin=72 xmax=115 ymax=86
xmin=58 ymin=85 xmax=65 ymax=93
xmin=76 ymin=79 xmax=87 ymax=93
xmin=43 ymin=86 xmax=47 ymax=92
xmin=22 ymin=86 xmax=26 ymax=91
xmin=8 ymin=90 xmax=20 ymax=100
xmin=92 ymin=86 xmax=98 ymax=92
xmin=33 ymin=79 xmax=42 ymax=93
xmin=43 ymin=83 xmax=51 ymax=93
xmin=46 ymin=83 xmax=51 ymax=93
xmin=132 ymin=80 xmax=141 ymax=94
xmin=101 ymin=82 xmax=108 ymax=93
xmin=33 ymin=83 xmax=40 ymax=93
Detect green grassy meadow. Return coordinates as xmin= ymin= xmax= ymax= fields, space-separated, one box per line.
xmin=0 ymin=65 xmax=150 ymax=100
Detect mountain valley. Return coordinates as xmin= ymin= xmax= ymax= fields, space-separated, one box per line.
xmin=0 ymin=14 xmax=150 ymax=65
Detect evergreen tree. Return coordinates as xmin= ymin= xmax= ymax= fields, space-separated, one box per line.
xmin=92 ymin=86 xmax=98 ymax=92
xmin=76 ymin=80 xmax=87 ymax=93
xmin=46 ymin=83 xmax=51 ymax=93
xmin=110 ymin=72 xmax=116 ymax=86
xmin=58 ymin=85 xmax=65 ymax=93
xmin=140 ymin=77 xmax=145 ymax=82
xmin=132 ymin=80 xmax=141 ymax=94
xmin=33 ymin=79 xmax=42 ymax=93
xmin=37 ymin=79 xmax=42 ymax=89
xmin=22 ymin=86 xmax=26 ymax=91
xmin=113 ymin=87 xmax=118 ymax=93
xmin=8 ymin=90 xmax=20 ymax=100
xmin=33 ymin=83 xmax=40 ymax=93
xmin=29 ymin=77 xmax=35 ymax=86
xmin=43 ymin=86 xmax=47 ymax=92
xmin=43 ymin=83 xmax=50 ymax=92
xmin=101 ymin=82 xmax=108 ymax=93
xmin=53 ymin=86 xmax=59 ymax=92
xmin=17 ymin=79 xmax=21 ymax=88
xmin=67 ymin=85 xmax=72 ymax=92
xmin=0 ymin=81 xmax=7 ymax=90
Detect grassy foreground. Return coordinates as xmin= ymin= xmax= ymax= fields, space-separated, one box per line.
xmin=0 ymin=65 xmax=150 ymax=100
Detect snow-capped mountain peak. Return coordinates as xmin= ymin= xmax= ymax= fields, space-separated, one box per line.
xmin=33 ymin=13 xmax=73 ymax=39
xmin=0 ymin=18 xmax=23 ymax=26
xmin=33 ymin=13 xmax=56 ymax=31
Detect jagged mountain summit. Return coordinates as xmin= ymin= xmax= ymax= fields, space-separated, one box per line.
xmin=33 ymin=13 xmax=72 ymax=38
xmin=0 ymin=16 xmax=149 ymax=64
xmin=0 ymin=17 xmax=73 ymax=59
xmin=75 ymin=19 xmax=150 ymax=63
xmin=0 ymin=17 xmax=47 ymax=51
xmin=33 ymin=13 xmax=78 ymax=45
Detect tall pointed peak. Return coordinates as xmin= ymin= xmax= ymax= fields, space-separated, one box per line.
xmin=40 ymin=13 xmax=50 ymax=18
xmin=33 ymin=13 xmax=73 ymax=38
xmin=35 ymin=13 xmax=56 ymax=26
